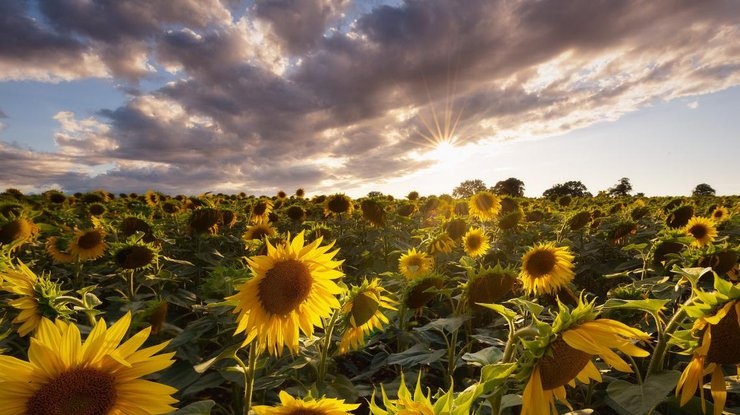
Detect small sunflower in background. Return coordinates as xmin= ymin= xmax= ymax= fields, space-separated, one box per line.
xmin=295 ymin=188 xmax=305 ymax=198
xmin=338 ymin=279 xmax=397 ymax=354
xmin=145 ymin=189 xmax=161 ymax=206
xmin=276 ymin=190 xmax=288 ymax=201
xmin=709 ymin=206 xmax=730 ymax=223
xmin=324 ymin=193 xmax=354 ymax=217
xmin=519 ymin=243 xmax=575 ymax=296
xmin=0 ymin=313 xmax=177 ymax=415
xmin=0 ymin=216 xmax=39 ymax=248
xmin=254 ymin=390 xmax=358 ymax=415
xmin=361 ymin=198 xmax=386 ymax=226
xmin=87 ymin=202 xmax=106 ymax=216
xmin=113 ymin=241 xmax=158 ymax=270
xmin=285 ymin=204 xmax=307 ymax=223
xmin=45 ymin=236 xmax=75 ymax=264
xmin=672 ymin=276 xmax=739 ymax=415
xmin=226 ymin=231 xmax=345 ymax=356
xmin=189 ymin=207 xmax=222 ymax=234
xmin=427 ymin=234 xmax=456 ymax=255
xmin=519 ymin=298 xmax=651 ymax=415
xmin=251 ymin=198 xmax=274 ymax=224
xmin=444 ymin=217 xmax=467 ymax=241
xmin=468 ymin=191 xmax=501 ymax=221
xmin=398 ymin=248 xmax=434 ymax=280
xmin=463 ymin=227 xmax=489 ymax=258
xmin=68 ymin=227 xmax=107 ymax=261
xmin=243 ymin=222 xmax=277 ymax=242
xmin=684 ymin=216 xmax=718 ymax=247
xmin=1 ymin=261 xmax=70 ymax=336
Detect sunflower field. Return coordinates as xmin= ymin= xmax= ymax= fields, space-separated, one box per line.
xmin=0 ymin=188 xmax=738 ymax=415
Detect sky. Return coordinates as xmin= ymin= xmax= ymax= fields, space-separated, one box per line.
xmin=0 ymin=0 xmax=739 ymax=198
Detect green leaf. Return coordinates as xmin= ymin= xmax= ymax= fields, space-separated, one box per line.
xmin=602 ymin=298 xmax=670 ymax=314
xmin=387 ymin=343 xmax=446 ymax=366
xmin=480 ymin=363 xmax=517 ymax=392
xmin=461 ymin=346 xmax=503 ymax=367
xmin=172 ymin=400 xmax=215 ymax=415
xmin=415 ymin=316 xmax=469 ymax=333
xmin=606 ymin=370 xmax=681 ymax=415
xmin=475 ymin=303 xmax=518 ymax=321
xmin=499 ymin=394 xmax=522 ymax=410
xmin=193 ymin=343 xmax=241 ymax=374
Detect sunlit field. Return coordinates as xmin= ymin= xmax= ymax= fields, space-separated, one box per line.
xmin=0 ymin=186 xmax=737 ymax=415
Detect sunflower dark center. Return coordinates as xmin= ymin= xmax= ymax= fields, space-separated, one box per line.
xmin=26 ymin=368 xmax=117 ymax=415
xmin=706 ymin=302 xmax=740 ymax=365
xmin=258 ymin=259 xmax=313 ymax=315
xmin=466 ymin=234 xmax=483 ymax=250
xmin=287 ymin=409 xmax=323 ymax=415
xmin=248 ymin=226 xmax=271 ymax=240
xmin=525 ymin=250 xmax=557 ymax=278
xmin=474 ymin=194 xmax=495 ymax=211
xmin=77 ymin=231 xmax=103 ymax=249
xmin=404 ymin=255 xmax=423 ymax=269
xmin=688 ymin=224 xmax=708 ymax=239
xmin=539 ymin=337 xmax=592 ymax=390
xmin=0 ymin=219 xmax=32 ymax=243
xmin=253 ymin=202 xmax=268 ymax=215
xmin=327 ymin=196 xmax=351 ymax=213
xmin=350 ymin=292 xmax=379 ymax=327
xmin=115 ymin=245 xmax=154 ymax=269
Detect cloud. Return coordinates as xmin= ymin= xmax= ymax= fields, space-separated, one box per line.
xmin=687 ymin=101 xmax=699 ymax=109
xmin=1 ymin=0 xmax=739 ymax=194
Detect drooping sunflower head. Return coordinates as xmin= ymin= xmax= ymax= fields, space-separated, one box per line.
xmin=462 ymin=227 xmax=490 ymax=258
xmin=46 ymin=191 xmax=67 ymax=204
xmin=338 ymin=279 xmax=397 ymax=354
xmin=667 ymin=205 xmax=695 ymax=229
xmin=567 ymin=211 xmax=592 ymax=231
xmin=251 ymin=198 xmax=274 ymax=224
xmin=0 ymin=217 xmax=39 ymax=247
xmin=609 ymin=220 xmax=638 ymax=244
xmin=396 ymin=202 xmax=418 ymax=218
xmin=468 ymin=191 xmax=501 ymax=220
xmin=672 ymin=276 xmax=740 ymax=414
xmin=120 ymin=216 xmax=155 ymax=241
xmin=684 ymin=216 xmax=718 ymax=247
xmin=465 ymin=264 xmax=517 ymax=312
xmin=498 ymin=209 xmax=524 ymax=230
xmin=519 ymin=298 xmax=651 ymax=415
xmin=1 ymin=261 xmax=70 ymax=336
xmin=0 ymin=312 xmax=177 ymax=415
xmin=162 ymin=200 xmax=181 ymax=214
xmin=254 ymin=390 xmax=359 ymax=415
xmin=519 ymin=243 xmax=575 ymax=296
xmin=243 ymin=222 xmax=277 ymax=242
xmin=226 ymin=231 xmax=345 ymax=356
xmin=114 ymin=242 xmax=158 ymax=270
xmin=68 ymin=228 xmax=107 ymax=261
xmin=445 ymin=218 xmax=467 ymax=240
xmin=45 ymin=236 xmax=74 ymax=264
xmin=398 ymin=248 xmax=434 ymax=280
xmin=405 ymin=275 xmax=445 ymax=309
xmin=189 ymin=207 xmax=222 ymax=234
xmin=324 ymin=193 xmax=354 ymax=216
xmin=652 ymin=239 xmax=686 ymax=270
xmin=361 ymin=198 xmax=386 ymax=226
xmin=696 ymin=249 xmax=738 ymax=279
xmin=427 ymin=234 xmax=456 ymax=255
xmin=285 ymin=205 xmax=307 ymax=222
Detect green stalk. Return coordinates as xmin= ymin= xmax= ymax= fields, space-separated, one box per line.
xmin=490 ymin=326 xmax=539 ymax=415
xmin=236 ymin=344 xmax=259 ymax=415
xmin=318 ymin=309 xmax=340 ymax=391
xmin=646 ymin=298 xmax=691 ymax=376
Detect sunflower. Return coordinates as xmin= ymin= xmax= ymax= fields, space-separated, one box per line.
xmin=189 ymin=208 xmax=222 ymax=234
xmin=68 ymin=228 xmax=107 ymax=261
xmin=338 ymin=279 xmax=397 ymax=354
xmin=0 ymin=217 xmax=39 ymax=246
xmin=463 ymin=227 xmax=489 ymax=258
xmin=398 ymin=248 xmax=434 ymax=280
xmin=428 ymin=234 xmax=455 ymax=255
xmin=324 ymin=193 xmax=354 ymax=217
xmin=144 ymin=189 xmax=161 ymax=206
xmin=361 ymin=199 xmax=386 ymax=226
xmin=88 ymin=203 xmax=106 ymax=216
xmin=114 ymin=243 xmax=158 ymax=270
xmin=1 ymin=261 xmax=72 ymax=337
xmin=0 ymin=312 xmax=177 ymax=415
xmin=519 ymin=243 xmax=575 ymax=296
xmin=295 ymin=188 xmax=305 ymax=199
xmin=520 ymin=299 xmax=651 ymax=415
xmin=226 ymin=232 xmax=345 ymax=356
xmin=468 ymin=191 xmax=501 ymax=221
xmin=405 ymin=275 xmax=445 ymax=309
xmin=466 ymin=264 xmax=517 ymax=312
xmin=243 ymin=222 xmax=277 ymax=241
xmin=444 ymin=218 xmax=467 ymax=240
xmin=285 ymin=205 xmax=307 ymax=222
xmin=45 ymin=236 xmax=75 ymax=264
xmin=710 ymin=206 xmax=729 ymax=223
xmin=673 ymin=277 xmax=739 ymax=415
xmin=684 ymin=216 xmax=718 ymax=247
xmin=369 ymin=373 xmax=475 ymax=415
xmin=251 ymin=199 xmax=274 ymax=224
xmin=254 ymin=390 xmax=358 ymax=415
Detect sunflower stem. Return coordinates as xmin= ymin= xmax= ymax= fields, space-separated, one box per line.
xmin=128 ymin=269 xmax=136 ymax=299
xmin=626 ymin=353 xmax=643 ymax=385
xmin=646 ymin=295 xmax=693 ymax=377
xmin=318 ymin=309 xmax=339 ymax=392
xmin=237 ymin=344 xmax=259 ymax=415
xmin=491 ymin=326 xmax=539 ymax=415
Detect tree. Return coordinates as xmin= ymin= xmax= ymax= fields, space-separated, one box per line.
xmin=453 ymin=179 xmax=488 ymax=198
xmin=492 ymin=177 xmax=525 ymax=197
xmin=692 ymin=183 xmax=716 ymax=197
xmin=542 ymin=181 xmax=589 ymax=198
xmin=608 ymin=177 xmax=633 ymax=197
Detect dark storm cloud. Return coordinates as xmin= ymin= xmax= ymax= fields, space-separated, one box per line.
xmin=1 ymin=0 xmax=739 ymax=194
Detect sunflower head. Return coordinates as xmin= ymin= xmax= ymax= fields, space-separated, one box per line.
xmin=250 ymin=199 xmax=274 ymax=223
xmin=567 ymin=211 xmax=592 ymax=231
xmin=653 ymin=239 xmax=686 ymax=270
xmin=361 ymin=198 xmax=386 ymax=226
xmin=369 ymin=372 xmax=475 ymax=415
xmin=695 ymin=249 xmax=738 ymax=279
xmin=684 ymin=216 xmax=718 ymax=247
xmin=498 ymin=209 xmax=524 ymax=230
xmin=667 ymin=205 xmax=695 ymax=228
xmin=324 ymin=193 xmax=354 ymax=216
xmin=519 ymin=243 xmax=575 ymax=296
xmin=339 ymin=279 xmax=397 ymax=354
xmin=0 ymin=217 xmax=39 ymax=246
xmin=144 ymin=189 xmax=161 ymax=206
xmin=120 ymin=216 xmax=155 ymax=242
xmin=427 ymin=234 xmax=456 ymax=255
xmin=710 ymin=206 xmax=730 ymax=223
xmin=226 ymin=231 xmax=345 ymax=356
xmin=398 ymin=248 xmax=434 ymax=280
xmin=295 ymin=188 xmax=305 ymax=198
xmin=189 ymin=208 xmax=222 ymax=234
xmin=254 ymin=390 xmax=359 ymax=415
xmin=162 ymin=200 xmax=181 ymax=214
xmin=46 ymin=191 xmax=67 ymax=204
xmin=69 ymin=228 xmax=107 ymax=261
xmin=465 ymin=264 xmax=517 ymax=312
xmin=468 ymin=191 xmax=501 ymax=220
xmin=396 ymin=202 xmax=418 ymax=218
xmin=45 ymin=236 xmax=74 ymax=264
xmin=114 ymin=242 xmax=158 ymax=270
xmin=609 ymin=220 xmax=638 ymax=244
xmin=405 ymin=275 xmax=445 ymax=309
xmin=444 ymin=218 xmax=467 ymax=240
xmin=243 ymin=222 xmax=277 ymax=243
xmin=285 ymin=205 xmax=307 ymax=222
xmin=462 ymin=227 xmax=490 ymax=258
xmin=88 ymin=203 xmax=106 ymax=216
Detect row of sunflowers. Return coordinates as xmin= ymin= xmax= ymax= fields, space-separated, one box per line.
xmin=0 ymin=187 xmax=737 ymax=415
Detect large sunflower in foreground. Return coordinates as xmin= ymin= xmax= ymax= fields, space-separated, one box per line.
xmin=462 ymin=227 xmax=490 ymax=258
xmin=226 ymin=231 xmax=345 ymax=356
xmin=672 ymin=276 xmax=739 ymax=415
xmin=519 ymin=243 xmax=575 ymax=296
xmin=254 ymin=390 xmax=358 ymax=415
xmin=339 ymin=279 xmax=397 ymax=354
xmin=1 ymin=262 xmax=67 ymax=336
xmin=68 ymin=228 xmax=107 ymax=261
xmin=0 ymin=312 xmax=177 ymax=415
xmin=398 ymin=248 xmax=434 ymax=280
xmin=684 ymin=216 xmax=718 ymax=247
xmin=520 ymin=299 xmax=651 ymax=415
xmin=468 ymin=191 xmax=501 ymax=221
